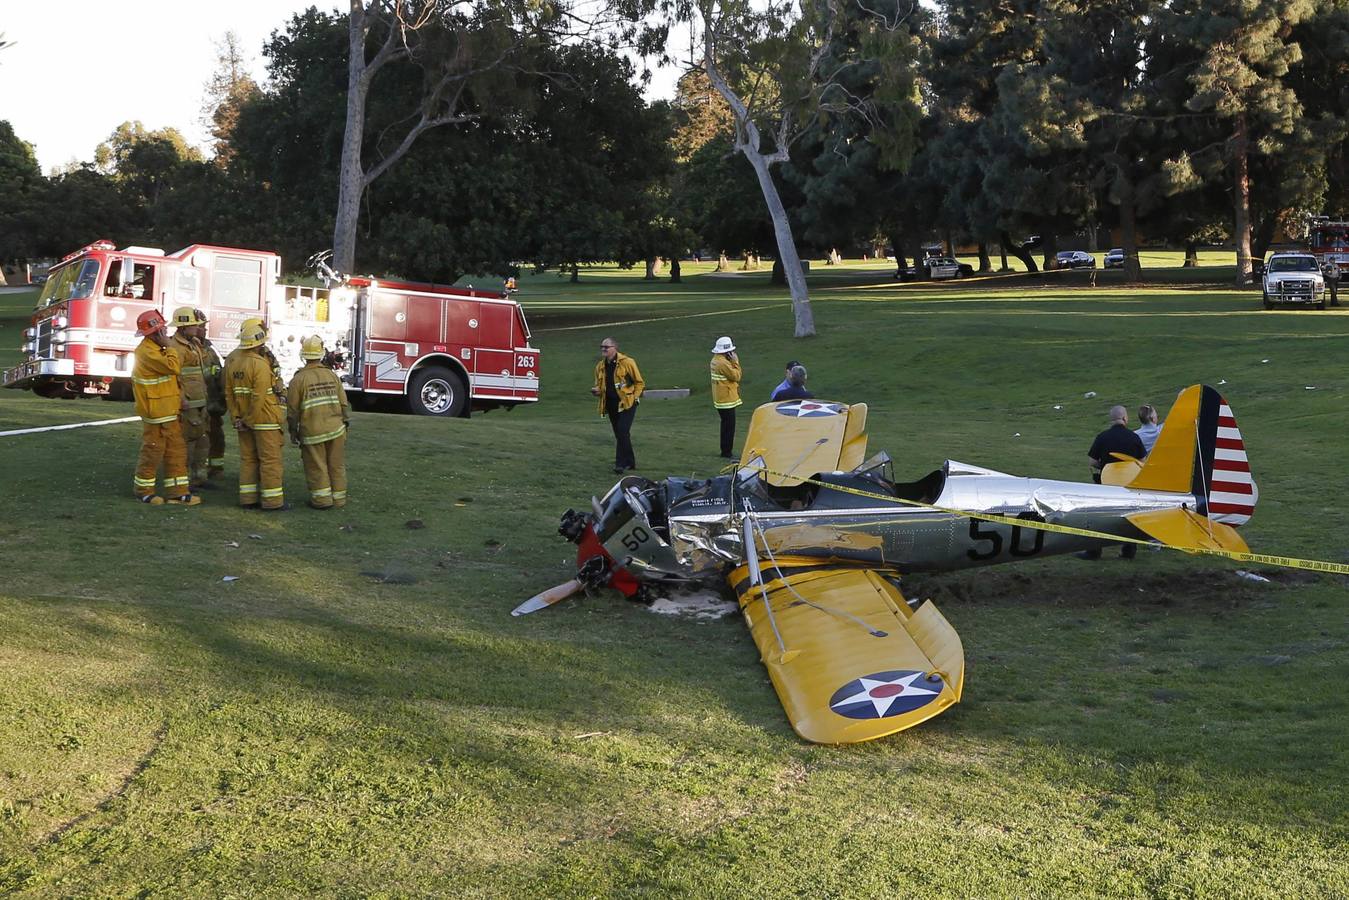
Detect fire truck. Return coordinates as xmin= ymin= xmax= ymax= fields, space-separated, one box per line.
xmin=3 ymin=240 xmax=540 ymax=416
xmin=1307 ymin=215 xmax=1349 ymax=275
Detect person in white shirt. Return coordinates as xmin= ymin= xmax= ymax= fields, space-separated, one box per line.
xmin=1135 ymin=404 xmax=1162 ymax=455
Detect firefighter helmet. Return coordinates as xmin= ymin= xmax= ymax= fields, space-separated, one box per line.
xmin=171 ymin=306 xmax=206 ymax=327
xmin=300 ymin=335 xmax=326 ymax=360
xmin=237 ymin=317 xmax=268 ymax=349
xmin=136 ymin=310 xmax=168 ymax=336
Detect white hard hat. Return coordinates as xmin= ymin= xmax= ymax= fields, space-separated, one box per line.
xmin=711 ymin=336 xmax=736 ymax=354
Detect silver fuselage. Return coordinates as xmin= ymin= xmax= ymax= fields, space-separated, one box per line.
xmin=594 ymin=460 xmax=1196 ymax=584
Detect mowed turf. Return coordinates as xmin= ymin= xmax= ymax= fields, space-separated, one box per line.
xmin=1 ymin=257 xmax=1348 ymax=897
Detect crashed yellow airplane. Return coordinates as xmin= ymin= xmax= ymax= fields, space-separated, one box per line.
xmin=517 ymin=385 xmax=1255 ymax=744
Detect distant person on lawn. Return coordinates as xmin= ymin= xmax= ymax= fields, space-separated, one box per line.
xmin=1080 ymin=404 xmax=1146 ymax=560
xmin=771 ymin=359 xmax=800 ymax=399
xmin=771 ymin=365 xmax=813 ymax=401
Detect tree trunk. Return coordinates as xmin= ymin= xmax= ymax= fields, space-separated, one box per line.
xmin=1184 ymin=241 xmax=1199 ymax=267
xmin=333 ymin=13 xmax=372 ymax=274
xmin=1002 ymin=231 xmax=1037 ymax=272
xmin=1232 ymin=113 xmax=1253 ymax=286
xmin=944 ymin=231 xmax=956 ymax=256
xmin=977 ymin=242 xmax=991 ymax=273
xmin=1119 ymin=175 xmax=1143 ymax=283
xmin=570 ymin=264 xmax=579 ymax=283
xmin=644 ymin=257 xmax=657 ymax=280
xmin=669 ymin=258 xmax=681 ymax=283
xmin=887 ymin=230 xmax=907 ymax=272
xmin=998 ymin=243 xmax=1011 ymax=272
xmin=1041 ymin=231 xmax=1058 ymax=271
xmin=745 ymin=154 xmax=813 ymax=334
xmin=1252 ymin=210 xmax=1278 ymax=261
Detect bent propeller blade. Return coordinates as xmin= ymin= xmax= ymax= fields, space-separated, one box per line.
xmin=512 ymin=579 xmax=584 ymax=617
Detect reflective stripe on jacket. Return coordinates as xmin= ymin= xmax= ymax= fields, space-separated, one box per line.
xmin=169 ymin=333 xmax=208 ymax=409
xmin=287 ymin=361 xmax=350 ymax=445
xmin=224 ymin=347 xmax=285 ymax=430
xmin=710 ymin=355 xmax=742 ymax=409
xmin=593 ymin=352 xmax=644 ymax=416
xmin=132 ymin=337 xmax=182 ymax=424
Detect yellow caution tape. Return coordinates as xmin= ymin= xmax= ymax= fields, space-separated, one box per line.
xmin=734 ymin=463 xmax=1349 ymax=577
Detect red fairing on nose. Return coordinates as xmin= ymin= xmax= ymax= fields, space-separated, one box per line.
xmin=576 ymin=524 xmax=641 ymax=597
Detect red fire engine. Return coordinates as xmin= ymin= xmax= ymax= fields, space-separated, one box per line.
xmin=1307 ymin=215 xmax=1349 ymax=275
xmin=3 ymin=240 xmax=540 ymax=416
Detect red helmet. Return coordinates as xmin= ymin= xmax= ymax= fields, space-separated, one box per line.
xmin=136 ymin=310 xmax=167 ymax=336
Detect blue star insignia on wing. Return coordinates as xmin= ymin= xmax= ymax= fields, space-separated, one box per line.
xmin=829 ymin=670 xmax=943 ymax=719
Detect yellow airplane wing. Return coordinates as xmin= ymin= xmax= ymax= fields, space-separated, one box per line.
xmin=739 ymin=400 xmax=869 ymax=486
xmin=728 ymin=560 xmax=964 ymax=744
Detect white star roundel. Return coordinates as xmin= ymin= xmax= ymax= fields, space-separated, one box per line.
xmin=829 ymin=670 xmax=943 ymax=719
xmin=774 ymin=400 xmax=847 ymax=418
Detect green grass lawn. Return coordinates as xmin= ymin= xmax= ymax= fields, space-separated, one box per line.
xmin=2 ymin=259 xmax=1348 ymax=897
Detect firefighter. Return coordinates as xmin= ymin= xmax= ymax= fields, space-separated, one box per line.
xmin=287 ymin=335 xmax=350 ymax=509
xmin=709 ymin=335 xmax=742 ymax=459
xmin=224 ymin=318 xmax=288 ymax=510
xmin=198 ymin=308 xmax=228 ymax=479
xmin=131 ymin=310 xmax=201 ymax=506
xmin=168 ymin=307 xmax=210 ymax=488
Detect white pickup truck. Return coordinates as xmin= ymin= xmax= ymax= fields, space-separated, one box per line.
xmin=1262 ymin=252 xmax=1326 ymax=309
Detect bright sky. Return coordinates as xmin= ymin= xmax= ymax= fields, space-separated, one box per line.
xmin=1 ymin=2 xmax=682 ymax=174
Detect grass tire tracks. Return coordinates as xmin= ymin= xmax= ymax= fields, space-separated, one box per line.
xmin=40 ymin=718 xmax=170 ymax=849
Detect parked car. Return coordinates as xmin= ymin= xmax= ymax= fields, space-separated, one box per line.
xmin=1262 ymin=252 xmax=1326 ymax=309
xmin=1104 ymin=248 xmax=1125 ymax=268
xmin=925 ymin=256 xmax=974 ymax=280
xmin=1055 ymin=250 xmax=1096 ymax=269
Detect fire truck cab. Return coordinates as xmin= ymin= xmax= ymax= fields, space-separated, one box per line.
xmin=4 ymin=240 xmax=540 ymax=417
xmin=1308 ymin=215 xmax=1349 ymax=276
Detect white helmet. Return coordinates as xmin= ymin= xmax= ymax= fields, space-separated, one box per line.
xmin=711 ymin=336 xmax=736 ymax=354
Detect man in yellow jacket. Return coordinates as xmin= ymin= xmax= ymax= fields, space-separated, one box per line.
xmin=287 ymin=336 xmax=350 ymax=509
xmin=224 ymin=318 xmax=288 ymax=510
xmin=710 ymin=335 xmax=742 ymax=460
xmin=590 ymin=337 xmax=644 ymax=473
xmin=168 ymin=307 xmax=211 ymax=489
xmin=131 ymin=310 xmax=201 ymax=506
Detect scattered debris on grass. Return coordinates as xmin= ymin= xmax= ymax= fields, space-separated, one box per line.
xmin=455 ymin=497 xmax=473 ymax=507
xmin=1083 ymin=391 xmax=1097 ymax=398
xmin=223 ymin=541 xmax=239 ymax=548
xmin=221 ymin=576 xmax=238 ymax=583
xmin=1305 ymin=385 xmax=1316 ymax=390
xmin=339 ymin=524 xmax=356 ymax=532
xmin=648 ymin=588 xmax=738 ymax=620
xmin=248 ymin=533 xmax=262 ymax=540
xmin=360 ymin=565 xmax=419 ymax=585
xmin=1235 ymin=570 xmax=1272 ymax=583
xmin=574 ymin=731 xmax=609 ymax=740
xmin=405 ymin=519 xmax=426 ymax=530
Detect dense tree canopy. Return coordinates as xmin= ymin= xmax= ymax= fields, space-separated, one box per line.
xmin=6 ymin=0 xmax=1349 ymax=326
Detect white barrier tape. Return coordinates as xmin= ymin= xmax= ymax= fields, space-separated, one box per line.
xmin=0 ymin=416 xmax=141 ymax=438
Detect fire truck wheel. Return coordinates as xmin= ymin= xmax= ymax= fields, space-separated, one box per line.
xmin=408 ymin=366 xmax=468 ymax=417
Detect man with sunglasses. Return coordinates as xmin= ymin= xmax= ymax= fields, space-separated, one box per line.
xmin=590 ymin=338 xmax=644 ymax=473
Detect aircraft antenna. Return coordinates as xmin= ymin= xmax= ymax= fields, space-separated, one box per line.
xmin=780 ymin=437 xmax=830 ymax=482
